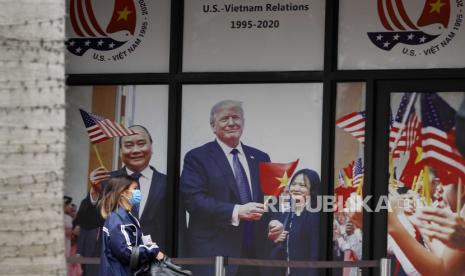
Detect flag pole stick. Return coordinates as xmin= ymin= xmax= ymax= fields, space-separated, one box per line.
xmin=411 ymin=175 xmax=418 ymax=192
xmin=356 ymin=175 xmax=363 ymax=196
xmin=423 ymin=166 xmax=431 ymax=206
xmin=389 ymin=154 xmax=395 ymax=188
xmin=414 ymin=169 xmax=423 ymax=193
xmin=93 ymin=144 xmax=105 ymax=169
xmin=458 ymin=177 xmax=462 ymax=214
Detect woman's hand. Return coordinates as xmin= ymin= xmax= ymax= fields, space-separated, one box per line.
xmin=268 ymin=220 xmax=284 ymax=241
xmin=388 ymin=189 xmax=407 ymax=234
xmin=414 ymin=207 xmax=465 ymax=251
xmin=274 ymin=231 xmax=289 ymax=243
xmin=155 ymin=251 xmax=165 ymax=261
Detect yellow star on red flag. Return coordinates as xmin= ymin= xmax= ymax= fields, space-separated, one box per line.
xmin=430 ymin=0 xmax=446 ymax=14
xmin=259 ymin=159 xmax=299 ymax=196
xmin=276 ymin=171 xmax=290 ymax=188
xmin=117 ymin=6 xmax=133 ymax=21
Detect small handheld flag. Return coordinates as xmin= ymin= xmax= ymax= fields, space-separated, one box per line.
xmin=336 ymin=111 xmax=366 ymax=144
xmin=259 ymin=159 xmax=299 ymax=196
xmin=79 ymin=108 xmax=136 ymax=169
xmin=79 ymin=109 xmax=136 ymax=144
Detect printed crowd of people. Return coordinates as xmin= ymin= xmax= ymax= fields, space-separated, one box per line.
xmin=384 ymin=98 xmax=465 ymax=276
xmin=333 ymin=211 xmax=363 ymax=276
xmin=63 ymin=196 xmax=82 ymax=276
xmin=387 ymin=175 xmax=465 ymax=275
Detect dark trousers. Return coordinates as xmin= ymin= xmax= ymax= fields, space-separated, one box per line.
xmin=236 ymin=243 xmax=260 ymax=276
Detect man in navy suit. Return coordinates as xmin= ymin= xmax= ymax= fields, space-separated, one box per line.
xmin=88 ymin=125 xmax=167 ymax=250
xmin=181 ymin=100 xmax=271 ymax=276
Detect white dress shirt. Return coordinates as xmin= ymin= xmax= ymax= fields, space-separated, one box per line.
xmin=126 ymin=166 xmax=153 ymax=215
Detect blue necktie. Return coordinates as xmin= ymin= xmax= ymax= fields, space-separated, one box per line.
xmin=230 ymin=148 xmax=254 ymax=246
xmin=130 ymin=172 xmax=142 ymax=217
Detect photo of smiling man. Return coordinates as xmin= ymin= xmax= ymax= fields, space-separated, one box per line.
xmin=89 ymin=125 xmax=168 ymax=250
xmin=179 ymin=83 xmax=324 ymax=276
xmin=180 ymin=100 xmax=271 ymax=276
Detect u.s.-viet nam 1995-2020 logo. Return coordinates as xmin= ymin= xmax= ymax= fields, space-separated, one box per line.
xmin=66 ymin=0 xmax=148 ymax=62
xmin=368 ymin=0 xmax=463 ymax=56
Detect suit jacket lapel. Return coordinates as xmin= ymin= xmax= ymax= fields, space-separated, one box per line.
xmin=140 ymin=167 xmax=161 ymax=220
xmin=209 ymin=141 xmax=241 ymax=201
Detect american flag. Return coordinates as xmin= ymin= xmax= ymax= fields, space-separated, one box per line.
xmin=336 ymin=111 xmax=366 ymax=144
xmin=79 ymin=109 xmax=136 ymax=144
xmin=420 ymin=93 xmax=465 ymax=184
xmin=352 ymin=158 xmax=364 ymax=187
xmin=390 ymin=94 xmax=420 ymax=158
xmin=367 ymin=31 xmax=438 ymax=51
xmin=337 ymin=170 xmax=346 ymax=187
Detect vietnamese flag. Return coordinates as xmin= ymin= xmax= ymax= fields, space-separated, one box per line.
xmin=259 ymin=159 xmax=299 ymax=196
xmin=400 ymin=130 xmax=424 ymax=188
xmin=400 ymin=143 xmax=424 ymax=188
xmin=106 ymin=0 xmax=137 ymax=35
xmin=417 ymin=0 xmax=450 ymax=28
xmin=343 ymin=161 xmax=354 ymax=186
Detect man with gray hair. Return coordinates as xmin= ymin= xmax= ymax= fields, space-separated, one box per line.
xmin=181 ymin=100 xmax=272 ymax=276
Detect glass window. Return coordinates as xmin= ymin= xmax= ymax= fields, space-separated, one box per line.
xmin=387 ymin=91 xmax=465 ymax=275
xmin=338 ymin=0 xmax=465 ymax=69
xmin=178 ymin=83 xmax=323 ymax=275
xmin=333 ymin=82 xmax=366 ymax=275
xmin=183 ymin=0 xmax=325 ymax=72
xmin=64 ymin=85 xmax=169 ymax=275
xmin=65 ymin=0 xmax=171 ymax=73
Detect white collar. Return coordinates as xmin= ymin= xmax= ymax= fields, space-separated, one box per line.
xmin=125 ymin=166 xmax=152 ymax=179
xmin=216 ymin=139 xmax=244 ymax=156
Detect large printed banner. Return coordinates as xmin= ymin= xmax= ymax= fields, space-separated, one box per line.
xmin=65 ymin=0 xmax=170 ymax=74
xmin=339 ymin=0 xmax=465 ymax=69
xmin=178 ymin=84 xmax=323 ymax=275
xmin=183 ymin=0 xmax=325 ymax=72
xmin=387 ymin=92 xmax=465 ymax=276
xmin=333 ymin=83 xmax=366 ymax=276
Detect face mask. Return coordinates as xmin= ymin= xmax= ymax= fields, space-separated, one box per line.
xmin=128 ymin=189 xmax=141 ymax=205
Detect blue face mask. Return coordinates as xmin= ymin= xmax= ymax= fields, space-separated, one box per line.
xmin=128 ymin=189 xmax=141 ymax=205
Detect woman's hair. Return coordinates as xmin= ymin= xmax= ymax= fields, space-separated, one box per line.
xmin=289 ymin=169 xmax=321 ymax=208
xmin=100 ymin=175 xmax=136 ymax=219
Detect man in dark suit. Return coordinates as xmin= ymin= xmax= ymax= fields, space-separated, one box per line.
xmin=180 ymin=100 xmax=271 ymax=276
xmin=88 ymin=125 xmax=167 ymax=250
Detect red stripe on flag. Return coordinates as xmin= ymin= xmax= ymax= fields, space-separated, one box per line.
xmin=77 ymin=0 xmax=96 ymax=37
xmin=421 ymin=127 xmax=465 ymax=181
xmin=70 ymin=0 xmax=84 ymax=36
xmin=378 ymin=0 xmax=394 ymax=30
xmin=90 ymin=136 xmax=108 ymax=144
xmin=386 ymin=0 xmax=406 ymax=30
xmin=85 ymin=0 xmax=107 ymax=36
xmin=395 ymin=0 xmax=418 ymax=30
xmin=102 ymin=120 xmax=123 ymax=136
xmin=336 ymin=112 xmax=365 ymax=144
xmin=97 ymin=121 xmax=115 ymax=137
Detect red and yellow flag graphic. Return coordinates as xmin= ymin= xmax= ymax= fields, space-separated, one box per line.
xmin=259 ymin=159 xmax=299 ymax=196
xmin=106 ymin=0 xmax=137 ymax=35
xmin=334 ymin=186 xmax=357 ymax=210
xmin=417 ymin=0 xmax=450 ymax=28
